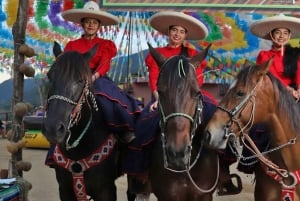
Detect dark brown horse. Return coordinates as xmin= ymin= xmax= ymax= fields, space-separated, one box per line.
xmin=143 ymin=44 xmax=219 ymax=201
xmin=205 ymin=59 xmax=300 ymax=201
xmin=42 ymin=42 xmax=134 ymax=201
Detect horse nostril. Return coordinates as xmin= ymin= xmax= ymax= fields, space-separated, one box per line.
xmin=204 ymin=131 xmax=211 ymax=144
xmin=57 ymin=122 xmax=66 ymax=134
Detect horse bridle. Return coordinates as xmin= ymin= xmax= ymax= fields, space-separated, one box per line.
xmin=156 ymin=56 xmax=220 ymax=193
xmin=217 ymin=76 xmax=299 ymax=180
xmin=47 ymin=81 xmax=98 ymax=150
xmin=159 ymin=89 xmax=203 ymax=172
xmin=217 ymin=86 xmax=257 ymax=139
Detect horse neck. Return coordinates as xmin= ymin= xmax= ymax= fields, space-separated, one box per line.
xmin=61 ymin=109 xmax=109 ymax=160
xmin=267 ymin=110 xmax=300 ymax=171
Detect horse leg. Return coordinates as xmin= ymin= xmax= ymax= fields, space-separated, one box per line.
xmin=254 ymin=166 xmax=281 ymax=201
xmin=92 ymin=185 xmax=117 ymax=201
xmin=135 ymin=193 xmax=151 ymax=201
xmin=127 ymin=175 xmax=136 ymax=201
xmin=55 ymin=168 xmax=78 ymax=201
xmin=217 ymin=154 xmax=242 ymax=195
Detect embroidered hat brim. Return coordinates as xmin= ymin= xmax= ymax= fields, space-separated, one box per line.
xmin=149 ymin=11 xmax=208 ymax=40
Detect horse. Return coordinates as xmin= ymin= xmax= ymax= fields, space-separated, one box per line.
xmin=42 ymin=42 xmax=135 ymax=201
xmin=143 ymin=43 xmax=220 ymax=201
xmin=204 ymin=59 xmax=300 ymax=201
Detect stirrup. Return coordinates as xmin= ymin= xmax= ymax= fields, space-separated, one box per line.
xmin=217 ymin=173 xmax=243 ymax=196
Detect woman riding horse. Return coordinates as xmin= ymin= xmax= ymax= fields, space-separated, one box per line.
xmin=61 ymin=1 xmax=141 ymax=142
xmin=236 ymin=13 xmax=300 ymax=174
xmin=123 ymin=11 xmax=240 ymax=197
xmin=45 ymin=2 xmax=141 ymax=200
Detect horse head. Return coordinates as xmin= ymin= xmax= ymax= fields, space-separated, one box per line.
xmin=42 ymin=42 xmax=98 ymax=149
xmin=148 ymin=43 xmax=211 ymax=170
xmin=204 ymin=58 xmax=276 ymax=149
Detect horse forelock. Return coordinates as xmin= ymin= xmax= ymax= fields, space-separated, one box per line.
xmin=158 ymin=56 xmax=199 ymax=99
xmin=51 ymin=51 xmax=92 ymax=85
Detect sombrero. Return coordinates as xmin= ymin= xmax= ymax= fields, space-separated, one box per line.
xmin=149 ymin=11 xmax=208 ymax=40
xmin=61 ymin=1 xmax=119 ymax=26
xmin=250 ymin=14 xmax=300 ymax=40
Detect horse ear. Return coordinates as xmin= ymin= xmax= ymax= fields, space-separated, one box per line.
xmin=147 ymin=42 xmax=166 ymax=68
xmin=83 ymin=44 xmax=98 ymax=61
xmin=53 ymin=41 xmax=63 ymax=58
xmin=256 ymin=57 xmax=273 ymax=75
xmin=190 ymin=43 xmax=212 ymax=68
xmin=242 ymin=59 xmax=253 ymax=69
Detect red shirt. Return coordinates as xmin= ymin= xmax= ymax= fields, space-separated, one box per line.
xmin=145 ymin=45 xmax=207 ymax=92
xmin=256 ymin=48 xmax=300 ymax=87
xmin=64 ymin=36 xmax=117 ymax=76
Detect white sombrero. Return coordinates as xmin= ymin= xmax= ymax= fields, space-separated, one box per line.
xmin=250 ymin=14 xmax=300 ymax=40
xmin=149 ymin=11 xmax=208 ymax=40
xmin=61 ymin=1 xmax=119 ymax=26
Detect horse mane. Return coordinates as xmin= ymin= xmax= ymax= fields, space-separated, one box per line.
xmin=49 ymin=51 xmax=92 ymax=84
xmin=239 ymin=65 xmax=300 ymax=133
xmin=159 ymin=55 xmax=199 ymax=99
xmin=267 ymin=73 xmax=300 ymax=133
xmin=283 ymin=44 xmax=300 ymax=79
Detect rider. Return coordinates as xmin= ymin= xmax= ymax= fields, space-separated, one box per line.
xmin=61 ymin=1 xmax=141 ymax=143
xmin=236 ymin=14 xmax=300 ymax=173
xmin=45 ymin=1 xmax=142 ymax=167
xmin=123 ymin=11 xmax=238 ymax=195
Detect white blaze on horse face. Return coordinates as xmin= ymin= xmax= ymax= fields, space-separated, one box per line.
xmin=207 ymin=121 xmax=228 ymax=149
xmin=206 ymin=112 xmax=229 ymax=150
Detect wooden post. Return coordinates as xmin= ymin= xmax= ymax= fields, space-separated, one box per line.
xmin=11 ymin=0 xmax=29 ymax=177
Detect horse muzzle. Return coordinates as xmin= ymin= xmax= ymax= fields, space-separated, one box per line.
xmin=42 ymin=119 xmax=67 ymax=144
xmin=165 ymin=145 xmax=190 ymax=170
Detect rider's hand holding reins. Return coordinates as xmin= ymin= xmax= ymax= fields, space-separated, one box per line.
xmin=150 ymin=90 xmax=159 ymax=112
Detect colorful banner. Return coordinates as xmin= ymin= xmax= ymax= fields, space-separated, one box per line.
xmin=0 ymin=1 xmax=300 ymax=85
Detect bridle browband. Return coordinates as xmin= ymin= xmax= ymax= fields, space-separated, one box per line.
xmin=47 ymin=81 xmax=99 ymax=150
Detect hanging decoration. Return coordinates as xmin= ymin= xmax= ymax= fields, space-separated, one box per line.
xmin=1 ymin=1 xmax=298 ymax=85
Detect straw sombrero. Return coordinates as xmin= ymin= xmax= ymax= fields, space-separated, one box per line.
xmin=250 ymin=14 xmax=300 ymax=40
xmin=149 ymin=11 xmax=208 ymax=40
xmin=61 ymin=1 xmax=119 ymax=26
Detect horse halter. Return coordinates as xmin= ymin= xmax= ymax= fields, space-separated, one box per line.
xmin=47 ymin=81 xmax=98 ymax=150
xmin=217 ymin=82 xmax=258 ymax=139
xmin=218 ymin=77 xmax=296 ymax=179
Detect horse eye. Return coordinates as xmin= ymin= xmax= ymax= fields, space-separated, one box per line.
xmin=237 ymin=91 xmax=245 ymax=97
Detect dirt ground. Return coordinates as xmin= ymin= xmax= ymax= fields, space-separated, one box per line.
xmin=0 ymin=138 xmax=255 ymax=201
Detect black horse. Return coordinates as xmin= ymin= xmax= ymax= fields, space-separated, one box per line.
xmin=42 ymin=42 xmax=135 ymax=201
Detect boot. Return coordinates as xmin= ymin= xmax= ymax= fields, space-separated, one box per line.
xmin=217 ymin=173 xmax=242 ymax=195
xmin=218 ymin=159 xmax=242 ymax=196
xmin=128 ymin=172 xmax=150 ymax=195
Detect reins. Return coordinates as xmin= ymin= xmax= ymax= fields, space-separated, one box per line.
xmin=220 ymin=75 xmax=300 ymax=180
xmin=47 ymin=81 xmax=99 ymax=150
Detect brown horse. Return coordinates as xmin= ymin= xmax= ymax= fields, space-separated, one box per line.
xmin=142 ymin=44 xmax=219 ymax=201
xmin=205 ymin=59 xmax=300 ymax=201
